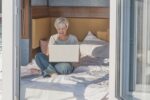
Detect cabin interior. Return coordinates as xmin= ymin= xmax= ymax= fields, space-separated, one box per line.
xmin=21 ymin=0 xmax=109 ymax=65
xmin=20 ymin=0 xmax=110 ymax=100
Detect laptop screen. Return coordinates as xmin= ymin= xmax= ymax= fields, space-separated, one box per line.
xmin=49 ymin=45 xmax=79 ymax=62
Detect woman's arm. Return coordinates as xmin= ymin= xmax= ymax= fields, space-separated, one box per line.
xmin=46 ymin=35 xmax=56 ymax=56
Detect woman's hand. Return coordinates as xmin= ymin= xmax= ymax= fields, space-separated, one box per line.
xmin=45 ymin=47 xmax=49 ymax=56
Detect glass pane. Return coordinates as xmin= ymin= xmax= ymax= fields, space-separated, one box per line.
xmin=0 ymin=0 xmax=2 ymax=99
xmin=20 ymin=1 xmax=110 ymax=100
xmin=130 ymin=0 xmax=150 ymax=92
xmin=0 ymin=20 xmax=1 ymax=100
xmin=0 ymin=0 xmax=2 ymax=70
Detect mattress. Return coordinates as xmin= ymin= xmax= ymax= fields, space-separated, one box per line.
xmin=20 ymin=37 xmax=109 ymax=100
xmin=20 ymin=65 xmax=109 ymax=100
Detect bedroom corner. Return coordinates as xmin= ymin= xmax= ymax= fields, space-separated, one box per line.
xmin=19 ymin=0 xmax=110 ymax=100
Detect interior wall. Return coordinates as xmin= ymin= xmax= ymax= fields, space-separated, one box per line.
xmin=48 ymin=0 xmax=110 ymax=7
xmin=50 ymin=17 xmax=109 ymax=41
xmin=31 ymin=17 xmax=109 ymax=49
xmin=48 ymin=7 xmax=109 ymax=19
xmin=32 ymin=18 xmax=51 ymax=49
xmin=29 ymin=0 xmax=110 ymax=62
xmin=31 ymin=0 xmax=110 ymax=7
xmin=31 ymin=0 xmax=47 ymax=6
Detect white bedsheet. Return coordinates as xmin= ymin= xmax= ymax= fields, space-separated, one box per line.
xmin=21 ymin=65 xmax=109 ymax=100
xmin=20 ymin=37 xmax=109 ymax=100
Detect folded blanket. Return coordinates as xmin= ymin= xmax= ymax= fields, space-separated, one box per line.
xmin=21 ymin=59 xmax=40 ymax=77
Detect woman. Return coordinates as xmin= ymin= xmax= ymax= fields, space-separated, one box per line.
xmin=35 ymin=17 xmax=78 ymax=77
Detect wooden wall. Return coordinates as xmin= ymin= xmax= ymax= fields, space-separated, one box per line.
xmin=31 ymin=6 xmax=110 ymax=52
xmin=21 ymin=6 xmax=110 ymax=39
xmin=48 ymin=7 xmax=109 ymax=18
xmin=21 ymin=0 xmax=31 ymax=39
xmin=50 ymin=17 xmax=109 ymax=41
xmin=32 ymin=6 xmax=109 ymax=19
xmin=32 ymin=6 xmax=49 ymax=18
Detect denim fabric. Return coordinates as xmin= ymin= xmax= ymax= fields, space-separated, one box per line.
xmin=35 ymin=53 xmax=74 ymax=76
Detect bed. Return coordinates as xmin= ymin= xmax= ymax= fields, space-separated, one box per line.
xmin=21 ymin=65 xmax=109 ymax=100
xmin=21 ymin=31 xmax=109 ymax=100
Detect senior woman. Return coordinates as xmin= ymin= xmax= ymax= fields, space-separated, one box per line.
xmin=35 ymin=17 xmax=78 ymax=77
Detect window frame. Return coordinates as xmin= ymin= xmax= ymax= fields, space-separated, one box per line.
xmin=2 ymin=0 xmax=21 ymax=100
xmin=120 ymin=0 xmax=150 ymax=99
xmin=109 ymin=0 xmax=122 ymax=99
xmin=2 ymin=0 xmax=122 ymax=100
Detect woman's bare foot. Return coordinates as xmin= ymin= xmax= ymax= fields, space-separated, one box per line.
xmin=50 ymin=73 xmax=58 ymax=78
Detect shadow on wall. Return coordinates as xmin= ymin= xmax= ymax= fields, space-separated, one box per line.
xmin=92 ymin=44 xmax=109 ymax=59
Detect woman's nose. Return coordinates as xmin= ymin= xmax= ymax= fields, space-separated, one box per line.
xmin=59 ymin=29 xmax=63 ymax=31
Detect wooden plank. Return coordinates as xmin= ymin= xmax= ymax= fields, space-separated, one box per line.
xmin=48 ymin=7 xmax=109 ymax=18
xmin=21 ymin=0 xmax=31 ymax=39
xmin=32 ymin=6 xmax=49 ymax=18
xmin=32 ymin=6 xmax=109 ymax=19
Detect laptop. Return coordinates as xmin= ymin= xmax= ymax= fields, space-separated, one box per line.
xmin=49 ymin=45 xmax=79 ymax=62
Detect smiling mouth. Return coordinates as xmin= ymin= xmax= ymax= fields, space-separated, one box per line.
xmin=59 ymin=32 xmax=64 ymax=34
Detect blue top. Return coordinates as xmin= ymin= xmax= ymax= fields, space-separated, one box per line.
xmin=49 ymin=34 xmax=78 ymax=45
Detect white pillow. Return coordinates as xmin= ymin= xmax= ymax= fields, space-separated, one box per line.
xmin=84 ymin=31 xmax=98 ymax=40
xmin=80 ymin=31 xmax=109 ymax=58
xmin=21 ymin=59 xmax=40 ymax=77
xmin=82 ymin=31 xmax=107 ymax=44
xmin=80 ymin=45 xmax=101 ymax=57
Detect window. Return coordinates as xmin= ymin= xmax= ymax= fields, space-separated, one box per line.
xmin=0 ymin=18 xmax=1 ymax=100
xmin=0 ymin=0 xmax=2 ymax=99
xmin=121 ymin=0 xmax=150 ymax=99
xmin=129 ymin=0 xmax=150 ymax=93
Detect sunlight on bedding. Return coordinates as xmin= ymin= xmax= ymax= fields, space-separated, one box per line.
xmin=20 ymin=31 xmax=109 ymax=100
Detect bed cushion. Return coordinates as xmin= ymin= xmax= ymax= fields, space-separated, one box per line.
xmin=83 ymin=31 xmax=98 ymax=40
xmin=91 ymin=43 xmax=109 ymax=58
xmin=80 ymin=31 xmax=109 ymax=58
xmin=96 ymin=30 xmax=109 ymax=42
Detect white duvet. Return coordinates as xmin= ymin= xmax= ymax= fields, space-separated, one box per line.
xmin=21 ymin=65 xmax=109 ymax=100
xmin=20 ymin=33 xmax=109 ymax=100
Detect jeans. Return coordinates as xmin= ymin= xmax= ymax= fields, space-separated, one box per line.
xmin=35 ymin=53 xmax=74 ymax=76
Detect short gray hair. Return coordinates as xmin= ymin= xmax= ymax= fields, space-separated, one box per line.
xmin=54 ymin=17 xmax=69 ymax=29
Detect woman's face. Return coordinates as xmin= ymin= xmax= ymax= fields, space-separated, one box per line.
xmin=56 ymin=24 xmax=68 ymax=36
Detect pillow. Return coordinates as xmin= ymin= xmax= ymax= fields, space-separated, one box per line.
xmin=92 ymin=43 xmax=109 ymax=58
xmin=40 ymin=39 xmax=49 ymax=55
xmin=72 ymin=56 xmax=105 ymax=68
xmin=80 ymin=44 xmax=102 ymax=57
xmin=83 ymin=31 xmax=98 ymax=41
xmin=80 ymin=44 xmax=109 ymax=58
xmin=96 ymin=30 xmax=109 ymax=42
xmin=80 ymin=31 xmax=109 ymax=58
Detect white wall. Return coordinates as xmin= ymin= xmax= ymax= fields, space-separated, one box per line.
xmin=49 ymin=0 xmax=109 ymax=7
xmin=31 ymin=0 xmax=109 ymax=7
xmin=31 ymin=0 xmax=47 ymax=6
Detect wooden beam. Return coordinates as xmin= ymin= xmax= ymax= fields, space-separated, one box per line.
xmin=32 ymin=6 xmax=109 ymax=19
xmin=32 ymin=6 xmax=49 ymax=18
xmin=48 ymin=7 xmax=109 ymax=18
xmin=21 ymin=0 xmax=31 ymax=39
